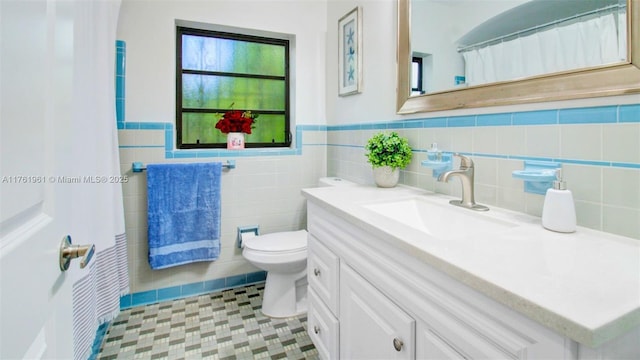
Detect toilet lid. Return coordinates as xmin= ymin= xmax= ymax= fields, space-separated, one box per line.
xmin=243 ymin=230 xmax=308 ymax=252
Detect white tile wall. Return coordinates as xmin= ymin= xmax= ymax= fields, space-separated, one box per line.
xmin=329 ymin=123 xmax=640 ymax=241
xmin=119 ymin=128 xmax=326 ymax=293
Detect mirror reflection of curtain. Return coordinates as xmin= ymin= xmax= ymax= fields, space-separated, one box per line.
xmin=461 ymin=12 xmax=625 ymax=86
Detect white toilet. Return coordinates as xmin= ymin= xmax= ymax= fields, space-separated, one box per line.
xmin=242 ymin=177 xmax=356 ymax=318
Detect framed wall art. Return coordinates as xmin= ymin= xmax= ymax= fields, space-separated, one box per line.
xmin=338 ymin=7 xmax=362 ymax=96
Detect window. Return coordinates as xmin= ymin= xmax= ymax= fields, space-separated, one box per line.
xmin=411 ymin=56 xmax=425 ymax=95
xmin=176 ymin=26 xmax=291 ymax=149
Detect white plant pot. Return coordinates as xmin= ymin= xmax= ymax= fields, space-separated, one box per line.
xmin=227 ymin=132 xmax=245 ymax=149
xmin=373 ymin=166 xmax=399 ymax=188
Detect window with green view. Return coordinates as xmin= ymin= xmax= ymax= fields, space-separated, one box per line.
xmin=176 ymin=26 xmax=291 ymax=148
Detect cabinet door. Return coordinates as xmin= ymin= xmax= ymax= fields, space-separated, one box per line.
xmin=308 ymin=288 xmax=340 ymax=360
xmin=416 ymin=323 xmax=467 ymax=360
xmin=308 ymin=234 xmax=340 ymax=315
xmin=340 ymin=264 xmax=415 ymax=359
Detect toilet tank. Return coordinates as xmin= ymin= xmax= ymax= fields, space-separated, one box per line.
xmin=318 ymin=177 xmax=357 ymax=187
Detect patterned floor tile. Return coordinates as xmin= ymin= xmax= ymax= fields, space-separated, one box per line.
xmin=98 ymin=284 xmax=318 ymax=360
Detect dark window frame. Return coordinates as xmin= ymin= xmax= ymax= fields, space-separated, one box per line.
xmin=411 ymin=56 xmax=425 ymax=95
xmin=176 ymin=26 xmax=291 ymax=149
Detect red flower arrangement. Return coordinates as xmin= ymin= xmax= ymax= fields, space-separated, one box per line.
xmin=215 ymin=110 xmax=257 ymax=134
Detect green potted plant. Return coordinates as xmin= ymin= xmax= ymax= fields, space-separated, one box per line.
xmin=364 ymin=131 xmax=412 ymax=187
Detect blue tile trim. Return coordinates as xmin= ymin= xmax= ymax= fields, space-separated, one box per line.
xmin=326 ymin=141 xmax=639 ymax=170
xmin=425 ymin=153 xmax=639 ymax=169
xmin=157 ymin=286 xmax=181 ymax=301
xmin=558 ymin=159 xmax=611 ymax=166
xmin=472 ymin=152 xmax=509 ymax=159
xmin=119 ymin=294 xmax=132 ymax=308
xmin=298 ymin=124 xmax=328 ymax=131
xmin=120 ymin=271 xmax=267 ymax=310
xmin=204 ymin=278 xmax=226 ymax=292
xmin=423 ymin=117 xmax=448 ymax=128
xmin=165 ymin=129 xmax=174 ymax=150
xmin=619 ymin=104 xmax=640 ymax=123
xmin=139 ymin=122 xmax=166 ymax=130
xmin=403 ymin=119 xmax=424 ymax=128
xmin=512 ymin=109 xmax=557 ymax=125
xmin=326 ymin=144 xmax=363 ymax=148
xmin=324 ymin=106 xmax=636 ymax=130
xmin=447 ymin=115 xmax=476 ymax=127
xmin=88 ymin=322 xmax=111 ymax=360
xmin=131 ymin=290 xmax=157 ymax=306
xmin=559 ymin=105 xmax=617 ymax=124
xmin=226 ymin=274 xmax=246 ymax=288
xmin=115 ymin=40 xmax=126 ymax=123
xmin=244 ymin=271 xmax=267 ymax=284
xmin=477 ymin=113 xmax=511 ymax=126
xmin=118 ymin=104 xmax=639 ymax=167
xmin=610 ymin=162 xmax=640 ymax=169
xmin=120 ymin=123 xmax=305 ymax=157
xmin=182 ymin=282 xmax=204 ymax=297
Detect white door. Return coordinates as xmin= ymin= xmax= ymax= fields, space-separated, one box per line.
xmin=1 ymin=1 xmax=82 ymax=358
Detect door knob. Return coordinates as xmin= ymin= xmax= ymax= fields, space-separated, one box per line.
xmin=59 ymin=235 xmax=95 ymax=271
xmin=393 ymin=338 xmax=404 ymax=352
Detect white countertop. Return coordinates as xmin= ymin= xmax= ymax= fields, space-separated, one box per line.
xmin=302 ymin=184 xmax=640 ymax=348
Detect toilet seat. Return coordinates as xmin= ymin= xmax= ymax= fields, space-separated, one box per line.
xmin=243 ymin=230 xmax=307 ymax=253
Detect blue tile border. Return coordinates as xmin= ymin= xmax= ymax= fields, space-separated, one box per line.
xmin=477 ymin=113 xmax=511 ymax=126
xmin=88 ymin=322 xmax=111 ymax=360
xmin=119 ymin=122 xmax=304 ymax=159
xmin=321 ymin=105 xmax=635 ymax=130
xmin=447 ymin=115 xmax=475 ymax=127
xmin=115 ymin=40 xmax=126 ymax=124
xmin=117 ymin=104 xmax=640 ymax=169
xmin=559 ymin=106 xmax=617 ymax=124
xmin=119 ymin=271 xmax=267 ymax=310
xmin=512 ymin=109 xmax=557 ymax=125
xmin=619 ymin=104 xmax=640 ymax=123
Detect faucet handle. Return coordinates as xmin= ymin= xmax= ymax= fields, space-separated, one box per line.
xmin=453 ymin=153 xmax=474 ymax=169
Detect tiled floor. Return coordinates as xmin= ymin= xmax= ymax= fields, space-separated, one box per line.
xmin=98 ymin=284 xmax=318 ymax=360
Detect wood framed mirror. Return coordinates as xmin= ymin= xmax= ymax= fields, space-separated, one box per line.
xmin=397 ymin=0 xmax=640 ymax=114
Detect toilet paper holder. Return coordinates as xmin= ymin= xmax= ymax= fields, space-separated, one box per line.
xmin=237 ymin=225 xmax=260 ymax=248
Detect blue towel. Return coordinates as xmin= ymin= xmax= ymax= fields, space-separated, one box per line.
xmin=147 ymin=162 xmax=222 ymax=269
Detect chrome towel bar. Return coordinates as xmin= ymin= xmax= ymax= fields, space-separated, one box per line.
xmin=131 ymin=160 xmax=235 ymax=173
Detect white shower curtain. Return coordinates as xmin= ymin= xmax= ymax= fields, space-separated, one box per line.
xmin=67 ymin=1 xmax=129 ymax=359
xmin=462 ymin=12 xmax=625 ymax=86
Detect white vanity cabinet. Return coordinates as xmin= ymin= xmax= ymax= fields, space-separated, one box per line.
xmin=306 ymin=202 xmax=573 ymax=360
xmin=340 ymin=263 xmax=415 ymax=359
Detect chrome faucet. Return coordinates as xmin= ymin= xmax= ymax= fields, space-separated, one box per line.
xmin=437 ymin=154 xmax=489 ymax=211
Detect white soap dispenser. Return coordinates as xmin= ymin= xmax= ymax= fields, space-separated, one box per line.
xmin=541 ymin=169 xmax=576 ymax=233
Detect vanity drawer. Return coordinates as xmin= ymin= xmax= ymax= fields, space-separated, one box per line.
xmin=308 ymin=234 xmax=340 ymax=315
xmin=308 ymin=288 xmax=339 ymax=360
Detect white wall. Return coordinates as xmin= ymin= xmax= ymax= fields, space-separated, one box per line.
xmin=325 ymin=0 xmax=398 ymax=124
xmin=117 ymin=0 xmax=327 ymax=125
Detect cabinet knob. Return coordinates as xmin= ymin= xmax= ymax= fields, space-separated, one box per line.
xmin=314 ymin=268 xmax=321 ymax=276
xmin=393 ymin=338 xmax=404 ymax=352
xmin=313 ymin=325 xmax=320 ymax=334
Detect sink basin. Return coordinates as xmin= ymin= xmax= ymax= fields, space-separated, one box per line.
xmin=362 ymin=197 xmax=518 ymax=239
